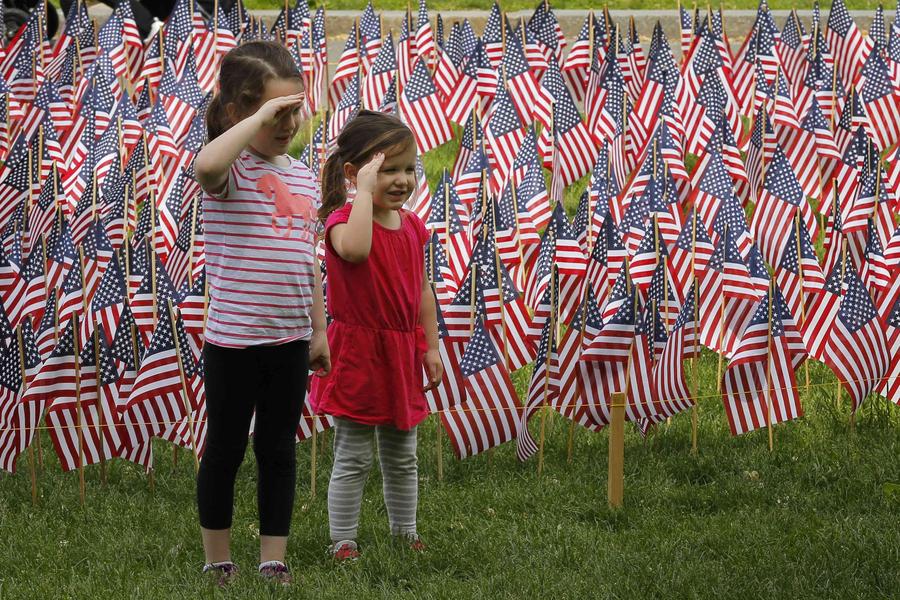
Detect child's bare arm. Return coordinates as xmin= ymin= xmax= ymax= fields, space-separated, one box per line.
xmin=309 ymin=259 xmax=331 ymax=377
xmin=420 ymin=278 xmax=443 ymax=391
xmin=194 ymin=94 xmax=305 ymax=194
xmin=328 ymin=153 xmax=384 ymax=263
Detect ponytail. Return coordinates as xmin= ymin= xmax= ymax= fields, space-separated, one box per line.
xmin=319 ymin=150 xmax=348 ymax=221
xmin=205 ymin=94 xmax=231 ymax=141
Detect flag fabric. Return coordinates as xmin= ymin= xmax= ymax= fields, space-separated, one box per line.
xmin=722 ymin=286 xmax=807 ymax=436
xmin=441 ymin=318 xmax=520 ymax=458
xmin=823 ymin=268 xmax=890 ymax=412
xmin=399 ymin=59 xmax=452 ymax=153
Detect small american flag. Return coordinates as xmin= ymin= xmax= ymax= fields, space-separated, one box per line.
xmin=826 ymin=0 xmax=865 ymax=97
xmin=723 ymin=285 xmax=807 ymax=436
xmin=824 ymin=266 xmax=890 ymax=412
xmin=440 ymin=317 xmax=520 ymax=458
xmin=399 ymin=58 xmax=452 ymax=153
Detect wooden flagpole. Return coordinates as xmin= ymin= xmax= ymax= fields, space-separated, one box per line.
xmin=168 ymin=300 xmax=200 ymax=471
xmin=608 ymin=276 xmax=637 ymax=508
xmin=794 ymin=212 xmax=810 ymax=392
xmin=716 ymin=223 xmax=728 ymax=391
xmin=72 ymin=312 xmax=86 ymax=507
xmin=17 ymin=326 xmax=38 ymax=505
xmin=690 ymin=205 xmax=700 ymax=454
xmin=765 ymin=281 xmax=774 ymax=452
xmin=92 ymin=323 xmax=108 ymax=486
xmin=537 ymin=265 xmax=557 ymax=476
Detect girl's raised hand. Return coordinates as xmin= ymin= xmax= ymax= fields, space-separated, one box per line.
xmin=355 ymin=152 xmax=385 ymax=196
xmin=253 ymin=93 xmax=306 ymax=128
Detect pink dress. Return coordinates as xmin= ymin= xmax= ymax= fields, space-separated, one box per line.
xmin=310 ymin=205 xmax=430 ymax=430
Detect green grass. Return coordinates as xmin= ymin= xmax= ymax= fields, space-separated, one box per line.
xmin=243 ymin=0 xmax=887 ymax=12
xmin=1 ymin=355 xmax=898 ymax=598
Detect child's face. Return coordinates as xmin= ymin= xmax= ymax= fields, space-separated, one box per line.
xmin=248 ymin=77 xmax=306 ymax=159
xmin=370 ymin=143 xmax=418 ymax=211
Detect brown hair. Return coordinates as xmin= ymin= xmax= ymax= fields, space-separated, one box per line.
xmin=319 ymin=110 xmax=416 ymax=221
xmin=206 ymin=41 xmax=304 ymax=140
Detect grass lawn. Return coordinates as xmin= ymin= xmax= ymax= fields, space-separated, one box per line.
xmin=1 ymin=133 xmax=899 ymax=598
xmin=0 ymin=353 xmax=898 ymax=598
xmin=242 ymin=0 xmax=888 ymax=12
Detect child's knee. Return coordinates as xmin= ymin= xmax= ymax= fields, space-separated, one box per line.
xmin=252 ymin=435 xmax=296 ymax=473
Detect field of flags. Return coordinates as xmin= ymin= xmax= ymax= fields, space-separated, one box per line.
xmin=0 ymin=0 xmax=899 ymax=489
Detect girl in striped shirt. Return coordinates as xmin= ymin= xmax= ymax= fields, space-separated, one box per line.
xmin=193 ymin=41 xmax=330 ymax=586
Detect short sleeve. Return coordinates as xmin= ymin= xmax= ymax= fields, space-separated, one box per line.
xmin=324 ymin=205 xmax=352 ymax=255
xmin=203 ymin=161 xmax=240 ymax=199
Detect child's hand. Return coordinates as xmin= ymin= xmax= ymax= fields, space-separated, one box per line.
xmin=422 ymin=348 xmax=443 ymax=392
xmin=309 ymin=330 xmax=331 ymax=385
xmin=355 ymin=152 xmax=385 ymax=196
xmin=253 ymin=94 xmax=306 ymax=128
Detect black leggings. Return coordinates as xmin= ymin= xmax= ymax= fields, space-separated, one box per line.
xmin=197 ymin=340 xmax=309 ymax=537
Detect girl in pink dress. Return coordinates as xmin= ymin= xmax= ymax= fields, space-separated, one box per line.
xmin=312 ymin=111 xmax=443 ymax=560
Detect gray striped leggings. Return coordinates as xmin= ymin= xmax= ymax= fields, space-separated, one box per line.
xmin=327 ymin=418 xmax=419 ymax=542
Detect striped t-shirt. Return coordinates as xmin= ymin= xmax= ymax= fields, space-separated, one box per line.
xmin=202 ymin=151 xmax=319 ymax=348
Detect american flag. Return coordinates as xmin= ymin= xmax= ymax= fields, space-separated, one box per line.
xmin=501 ymin=27 xmax=550 ymax=127
xmin=861 ymin=218 xmax=891 ymax=292
xmin=400 ymin=58 xmax=452 ymax=153
xmin=826 ymin=0 xmax=865 ymax=96
xmin=722 ymin=285 xmax=807 ymax=436
xmin=775 ymin=213 xmax=826 ymax=323
xmin=587 ymin=40 xmax=626 ymax=146
xmin=34 ymin=290 xmax=56 ymax=360
xmin=776 ymin=11 xmax=807 ymax=87
xmin=582 ymin=275 xmax=636 ymax=362
xmin=46 ymin=218 xmax=78 ymax=293
xmin=329 ymin=21 xmax=362 ymax=109
xmin=572 ymin=285 xmax=622 ymax=431
xmin=362 ymin=32 xmax=396 ymax=111
xmin=440 ymin=317 xmax=520 ymax=458
xmin=653 ymin=281 xmax=696 ymax=420
xmin=433 ymin=23 xmax=463 ymax=100
xmin=90 ymin=250 xmax=126 ymax=344
xmin=859 ymin=51 xmax=900 ymax=152
xmin=442 ymin=44 xmax=478 ymax=125
xmin=823 ymin=266 xmax=889 ymax=412
xmin=518 ymin=304 xmax=560 ymax=462
xmin=328 ymin=72 xmax=360 ymax=142
xmin=752 ymin=146 xmax=804 ymax=266
xmin=481 ymin=2 xmax=504 ymax=67
xmin=359 ymin=1 xmax=383 ymax=64
xmin=539 ymin=61 xmax=596 ymax=186
xmin=415 ymin=0 xmax=436 ymax=66
xmin=562 ymin=15 xmax=596 ymax=103
xmin=625 ymin=301 xmax=659 ymax=423
xmin=678 ymin=5 xmax=694 ymax=59
xmin=121 ymin=300 xmax=191 ymax=449
xmin=527 ymin=2 xmax=566 ymax=65
xmin=0 ymin=322 xmax=44 ymax=473
xmin=669 ymin=206 xmax=715 ymax=293
xmin=45 ymin=325 xmax=124 ymax=472
xmin=484 ymin=86 xmax=525 ymax=194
